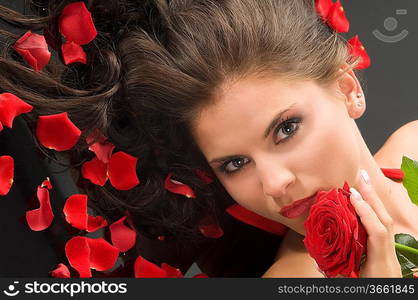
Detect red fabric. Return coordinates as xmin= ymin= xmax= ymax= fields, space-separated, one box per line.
xmin=226 ymin=204 xmax=289 ymax=236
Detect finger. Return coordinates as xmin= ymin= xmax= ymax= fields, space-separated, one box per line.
xmin=349 ymin=187 xmax=391 ymax=241
xmin=354 ymin=169 xmax=394 ymax=229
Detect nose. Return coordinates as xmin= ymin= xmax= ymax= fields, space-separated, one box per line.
xmin=257 ymin=162 xmax=295 ymax=203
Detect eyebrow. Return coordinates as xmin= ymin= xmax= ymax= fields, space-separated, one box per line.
xmin=208 ymin=102 xmax=297 ymax=164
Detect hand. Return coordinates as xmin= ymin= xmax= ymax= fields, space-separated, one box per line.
xmin=349 ymin=169 xmax=402 ymax=278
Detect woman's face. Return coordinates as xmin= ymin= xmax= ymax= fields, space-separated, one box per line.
xmin=191 ymin=72 xmax=365 ymax=235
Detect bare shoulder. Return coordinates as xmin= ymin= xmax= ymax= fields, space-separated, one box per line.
xmin=374 ymin=120 xmax=418 ymax=168
xmin=261 ymin=230 xmax=324 ymax=278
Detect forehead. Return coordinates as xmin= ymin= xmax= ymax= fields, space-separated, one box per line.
xmin=191 ymin=76 xmax=323 ymax=158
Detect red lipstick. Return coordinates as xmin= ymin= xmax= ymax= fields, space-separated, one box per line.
xmin=279 ymin=193 xmax=317 ymax=219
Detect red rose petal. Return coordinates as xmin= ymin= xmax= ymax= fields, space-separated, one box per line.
xmin=0 ymin=93 xmax=33 ymax=129
xmin=87 ymin=237 xmax=120 ymax=271
xmin=87 ymin=215 xmax=108 ymax=233
xmin=109 ymin=216 xmax=137 ymax=252
xmin=63 ymin=194 xmax=107 ymax=232
xmin=61 ymin=41 xmax=87 ymax=65
xmin=81 ymin=156 xmax=108 ymax=186
xmin=198 ymin=215 xmax=224 ymax=239
xmin=0 ymin=155 xmax=14 ymax=196
xmin=315 ymin=0 xmax=334 ymax=22
xmin=157 ymin=235 xmax=165 ymax=241
xmin=193 ymin=273 xmax=209 ymax=278
xmin=161 ymin=263 xmax=184 ymax=278
xmin=134 ymin=256 xmax=168 ymax=278
xmin=195 ymin=169 xmax=214 ymax=184
xmin=13 ymin=30 xmax=51 ymax=72
xmin=36 ymin=112 xmax=81 ymax=151
xmin=63 ymin=194 xmax=87 ymax=230
xmin=164 ymin=173 xmax=196 ymax=198
xmin=25 ymin=185 xmax=54 ymax=231
xmin=226 ymin=204 xmax=289 ymax=236
xmin=65 ymin=236 xmax=119 ymax=278
xmin=65 ymin=236 xmax=92 ymax=278
xmin=0 ymin=122 xmax=3 ymax=132
xmin=327 ymin=0 xmax=350 ymax=33
xmin=50 ymin=263 xmax=71 ymax=278
xmin=348 ymin=35 xmax=371 ymax=70
xmin=107 ymin=151 xmax=140 ymax=190
xmin=41 ymin=177 xmax=53 ymax=190
xmin=380 ymin=168 xmax=404 ymax=180
xmin=59 ymin=2 xmax=97 ymax=45
xmin=86 ymin=129 xmax=115 ymax=164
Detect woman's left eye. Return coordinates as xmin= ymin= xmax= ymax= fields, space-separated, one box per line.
xmin=273 ymin=117 xmax=301 ymax=144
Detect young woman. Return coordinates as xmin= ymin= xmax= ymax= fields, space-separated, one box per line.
xmin=1 ymin=0 xmax=417 ymax=277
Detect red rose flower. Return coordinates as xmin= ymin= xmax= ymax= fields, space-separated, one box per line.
xmin=303 ymin=181 xmax=367 ymax=278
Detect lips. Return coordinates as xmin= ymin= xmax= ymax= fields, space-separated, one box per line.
xmin=279 ymin=193 xmax=317 ymax=219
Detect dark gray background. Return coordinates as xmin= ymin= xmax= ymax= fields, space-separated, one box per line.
xmin=0 ymin=0 xmax=417 ymax=277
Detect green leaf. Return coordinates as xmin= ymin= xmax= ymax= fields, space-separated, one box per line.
xmin=400 ymin=156 xmax=418 ymax=205
xmin=394 ymin=233 xmax=418 ymax=278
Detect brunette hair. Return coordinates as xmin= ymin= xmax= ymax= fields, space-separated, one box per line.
xmin=0 ymin=0 xmax=363 ymax=275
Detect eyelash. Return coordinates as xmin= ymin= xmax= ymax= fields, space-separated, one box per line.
xmin=218 ymin=116 xmax=302 ymax=175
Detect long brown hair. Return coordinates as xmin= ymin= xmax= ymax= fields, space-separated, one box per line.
xmin=0 ymin=0 xmax=363 ymax=275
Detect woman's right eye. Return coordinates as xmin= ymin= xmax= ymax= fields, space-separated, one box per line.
xmin=220 ymin=157 xmax=250 ymax=174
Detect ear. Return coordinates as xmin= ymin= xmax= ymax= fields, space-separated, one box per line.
xmin=336 ymin=67 xmax=365 ymax=119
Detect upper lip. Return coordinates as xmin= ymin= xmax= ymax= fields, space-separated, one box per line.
xmin=279 ymin=193 xmax=317 ymax=213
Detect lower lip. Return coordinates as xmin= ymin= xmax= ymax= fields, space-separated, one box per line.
xmin=279 ymin=194 xmax=317 ymax=219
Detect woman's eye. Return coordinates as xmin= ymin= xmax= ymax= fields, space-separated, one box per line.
xmin=273 ymin=118 xmax=301 ymax=144
xmin=218 ymin=117 xmax=302 ymax=175
xmin=221 ymin=157 xmax=250 ymax=174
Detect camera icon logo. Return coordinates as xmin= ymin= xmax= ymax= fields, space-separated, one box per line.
xmin=373 ymin=9 xmax=408 ymax=43
xmin=3 ymin=281 xmax=20 ymax=297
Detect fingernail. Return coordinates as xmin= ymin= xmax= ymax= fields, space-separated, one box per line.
xmin=349 ymin=187 xmax=362 ymax=202
xmin=360 ymin=169 xmax=371 ymax=185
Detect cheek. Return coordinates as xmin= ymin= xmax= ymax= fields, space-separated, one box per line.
xmin=219 ymin=175 xmax=264 ymax=212
xmin=302 ymin=116 xmax=359 ymax=185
